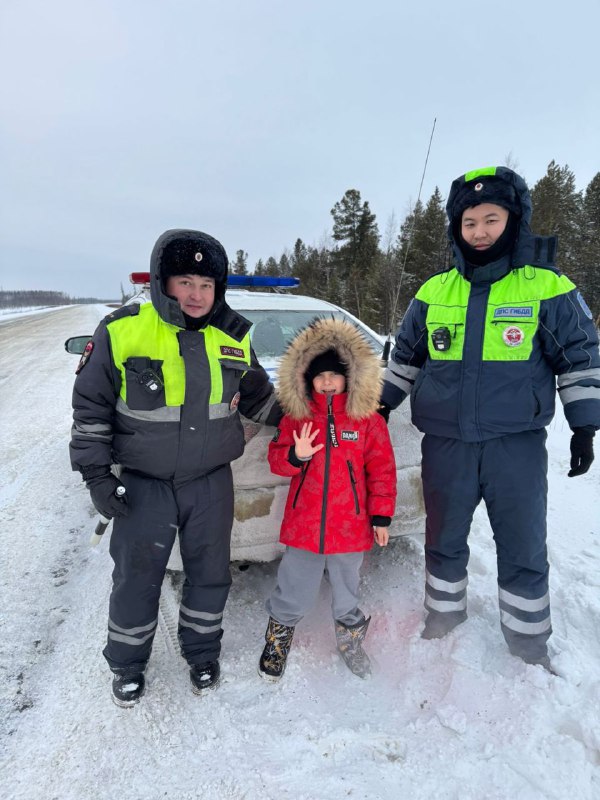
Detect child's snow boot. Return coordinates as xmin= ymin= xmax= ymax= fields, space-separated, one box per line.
xmin=335 ymin=616 xmax=371 ymax=678
xmin=258 ymin=617 xmax=295 ymax=681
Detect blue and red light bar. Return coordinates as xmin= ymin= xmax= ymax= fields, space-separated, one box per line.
xmin=227 ymin=276 xmax=299 ymax=287
xmin=130 ymin=272 xmax=300 ymax=287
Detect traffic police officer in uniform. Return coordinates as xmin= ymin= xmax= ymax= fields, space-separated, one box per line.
xmin=380 ymin=167 xmax=600 ymax=670
xmin=70 ymin=229 xmax=282 ymax=706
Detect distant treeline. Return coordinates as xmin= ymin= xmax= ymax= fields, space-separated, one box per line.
xmin=231 ymin=160 xmax=600 ymax=332
xmin=0 ymin=289 xmax=116 ymax=308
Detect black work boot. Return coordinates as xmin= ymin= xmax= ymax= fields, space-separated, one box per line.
xmin=335 ymin=617 xmax=372 ymax=678
xmin=503 ymin=628 xmax=554 ymax=673
xmin=421 ymin=610 xmax=467 ymax=640
xmin=520 ymin=653 xmax=555 ymax=673
xmin=111 ymin=671 xmax=146 ymax=708
xmin=190 ymin=660 xmax=220 ymax=694
xmin=258 ymin=617 xmax=295 ymax=682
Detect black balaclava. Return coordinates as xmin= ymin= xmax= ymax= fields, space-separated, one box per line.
xmin=454 ymin=210 xmax=520 ymax=267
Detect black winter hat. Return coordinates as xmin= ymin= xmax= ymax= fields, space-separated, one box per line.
xmin=450 ymin=175 xmax=521 ymax=223
xmin=306 ymin=349 xmax=348 ymax=382
xmin=159 ymin=230 xmax=229 ymax=286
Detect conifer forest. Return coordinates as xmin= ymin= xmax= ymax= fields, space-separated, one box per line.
xmin=2 ymin=161 xmax=599 ymax=332
xmin=232 ymin=160 xmax=600 ymax=333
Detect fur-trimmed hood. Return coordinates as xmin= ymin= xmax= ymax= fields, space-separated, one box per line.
xmin=277 ymin=317 xmax=383 ymax=420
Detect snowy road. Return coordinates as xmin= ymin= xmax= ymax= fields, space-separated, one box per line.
xmin=1 ymin=306 xmax=599 ymax=799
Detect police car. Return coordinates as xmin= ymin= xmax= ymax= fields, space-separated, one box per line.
xmin=66 ymin=275 xmax=425 ymax=562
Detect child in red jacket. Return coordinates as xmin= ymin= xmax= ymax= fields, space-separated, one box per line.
xmin=258 ymin=318 xmax=397 ymax=681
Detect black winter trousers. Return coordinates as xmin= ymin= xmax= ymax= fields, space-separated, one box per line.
xmin=421 ymin=430 xmax=551 ymax=661
xmin=103 ymin=465 xmax=233 ymax=673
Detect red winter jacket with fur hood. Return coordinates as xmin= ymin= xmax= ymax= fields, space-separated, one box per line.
xmin=268 ymin=318 xmax=397 ymax=555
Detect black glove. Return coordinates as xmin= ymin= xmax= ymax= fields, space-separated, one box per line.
xmin=567 ymin=427 xmax=595 ymax=477
xmin=81 ymin=466 xmax=129 ymax=518
xmin=377 ymin=402 xmax=391 ymax=424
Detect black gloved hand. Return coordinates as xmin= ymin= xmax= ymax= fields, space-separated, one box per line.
xmin=81 ymin=466 xmax=129 ymax=518
xmin=567 ymin=427 xmax=595 ymax=477
xmin=377 ymin=402 xmax=391 ymax=424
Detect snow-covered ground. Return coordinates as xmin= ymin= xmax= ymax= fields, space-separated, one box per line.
xmin=0 ymin=305 xmax=598 ymax=800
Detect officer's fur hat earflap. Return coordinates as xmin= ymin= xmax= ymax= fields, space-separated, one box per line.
xmin=153 ymin=229 xmax=229 ymax=289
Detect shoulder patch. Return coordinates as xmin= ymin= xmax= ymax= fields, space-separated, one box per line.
xmin=75 ymin=340 xmax=94 ymax=374
xmin=272 ymin=428 xmax=281 ymax=443
xmin=577 ymin=291 xmax=593 ymax=320
xmin=104 ymin=304 xmax=141 ymax=324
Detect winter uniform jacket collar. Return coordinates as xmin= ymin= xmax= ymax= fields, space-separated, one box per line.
xmin=463 ymin=254 xmax=512 ymax=286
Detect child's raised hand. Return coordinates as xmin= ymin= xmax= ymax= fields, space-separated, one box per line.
xmin=374 ymin=527 xmax=389 ymax=547
xmin=293 ymin=422 xmax=324 ymax=460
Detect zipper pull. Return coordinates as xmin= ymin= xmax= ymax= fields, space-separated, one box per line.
xmin=327 ymin=394 xmax=339 ymax=448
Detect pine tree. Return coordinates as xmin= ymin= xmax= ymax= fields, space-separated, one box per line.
xmin=330 ymin=189 xmax=381 ymax=329
xmin=279 ymin=252 xmax=292 ymax=277
xmin=231 ymin=249 xmax=248 ymax=275
xmin=580 ymin=172 xmax=600 ymax=324
xmin=412 ymin=187 xmax=448 ymax=277
xmin=530 ymin=161 xmax=583 ymax=280
xmin=264 ymin=256 xmax=280 ymax=277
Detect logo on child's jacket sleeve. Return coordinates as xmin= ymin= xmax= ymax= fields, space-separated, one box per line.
xmin=272 ymin=428 xmax=281 ymax=442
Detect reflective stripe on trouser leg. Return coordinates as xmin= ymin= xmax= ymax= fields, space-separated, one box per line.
xmin=176 ymin=465 xmax=234 ymax=665
xmin=421 ymin=435 xmax=482 ymax=616
xmin=481 ymin=430 xmax=552 ymax=658
xmin=103 ymin=472 xmax=179 ymax=672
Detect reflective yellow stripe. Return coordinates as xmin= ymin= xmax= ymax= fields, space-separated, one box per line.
xmin=464 ymin=166 xmax=497 ymax=182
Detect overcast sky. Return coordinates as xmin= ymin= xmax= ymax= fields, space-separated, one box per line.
xmin=1 ymin=0 xmax=599 ymax=298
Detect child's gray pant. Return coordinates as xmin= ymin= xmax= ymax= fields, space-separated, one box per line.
xmin=266 ymin=546 xmax=366 ymax=627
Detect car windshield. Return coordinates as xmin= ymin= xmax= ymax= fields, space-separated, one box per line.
xmin=238 ymin=309 xmax=382 ymax=359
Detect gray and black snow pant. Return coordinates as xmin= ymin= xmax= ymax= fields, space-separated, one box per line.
xmin=421 ymin=429 xmax=551 ymax=662
xmin=103 ymin=465 xmax=234 ymax=673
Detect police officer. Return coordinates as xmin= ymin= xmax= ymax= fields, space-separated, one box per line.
xmin=380 ymin=167 xmax=600 ymax=670
xmin=70 ymin=229 xmax=282 ymax=706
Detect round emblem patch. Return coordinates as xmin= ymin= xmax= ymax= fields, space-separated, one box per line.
xmin=502 ymin=326 xmax=524 ymax=347
xmin=194 ymin=252 xmax=203 ymax=262
xmin=474 ymin=182 xmax=483 ymax=191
